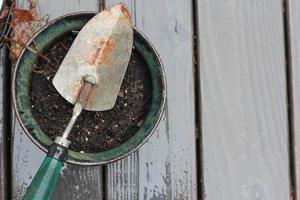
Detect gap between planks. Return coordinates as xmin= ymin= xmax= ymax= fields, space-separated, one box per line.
xmin=0 ymin=48 xmax=11 ymax=200
xmin=286 ymin=0 xmax=300 ymax=199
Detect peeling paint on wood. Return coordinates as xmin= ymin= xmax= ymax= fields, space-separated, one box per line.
xmin=54 ymin=165 xmax=103 ymax=199
xmin=106 ymin=152 xmax=139 ymax=199
xmin=11 ymin=113 xmax=44 ymax=199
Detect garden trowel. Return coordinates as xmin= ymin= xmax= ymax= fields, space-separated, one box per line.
xmin=23 ymin=4 xmax=133 ymax=200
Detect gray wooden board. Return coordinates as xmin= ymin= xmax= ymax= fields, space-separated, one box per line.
xmin=0 ymin=49 xmax=7 ymax=200
xmin=104 ymin=1 xmax=139 ymax=199
xmin=105 ymin=0 xmax=197 ymax=199
xmin=12 ymin=1 xmax=103 ymax=199
xmin=197 ymin=0 xmax=290 ymax=199
xmin=288 ymin=0 xmax=300 ymax=198
xmin=106 ymin=151 xmax=139 ymax=199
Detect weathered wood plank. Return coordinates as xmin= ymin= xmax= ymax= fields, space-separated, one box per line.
xmin=106 ymin=0 xmax=197 ymax=199
xmin=135 ymin=1 xmax=197 ymax=198
xmin=197 ymin=0 xmax=290 ymax=199
xmin=17 ymin=0 xmax=99 ymax=19
xmin=12 ymin=1 xmax=103 ymax=199
xmin=287 ymin=0 xmax=300 ymax=198
xmin=104 ymin=1 xmax=139 ymax=199
xmin=0 ymin=49 xmax=8 ymax=200
xmin=106 ymin=152 xmax=139 ymax=199
xmin=11 ymin=112 xmax=45 ymax=199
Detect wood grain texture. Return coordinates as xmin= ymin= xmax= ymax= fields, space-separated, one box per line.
xmin=106 ymin=152 xmax=139 ymax=199
xmin=135 ymin=1 xmax=197 ymax=198
xmin=287 ymin=0 xmax=300 ymax=198
xmin=12 ymin=1 xmax=103 ymax=199
xmin=197 ymin=0 xmax=290 ymax=199
xmin=106 ymin=0 xmax=197 ymax=199
xmin=17 ymin=0 xmax=99 ymax=19
xmin=104 ymin=1 xmax=139 ymax=199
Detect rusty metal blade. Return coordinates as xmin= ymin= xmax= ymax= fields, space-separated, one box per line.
xmin=52 ymin=4 xmax=133 ymax=111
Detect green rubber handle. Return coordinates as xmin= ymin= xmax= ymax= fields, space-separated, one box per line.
xmin=22 ymin=156 xmax=62 ymax=200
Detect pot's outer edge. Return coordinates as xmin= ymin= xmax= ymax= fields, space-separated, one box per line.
xmin=12 ymin=12 xmax=166 ymax=166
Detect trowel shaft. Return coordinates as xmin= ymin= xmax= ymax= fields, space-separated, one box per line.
xmin=61 ymin=80 xmax=94 ymax=140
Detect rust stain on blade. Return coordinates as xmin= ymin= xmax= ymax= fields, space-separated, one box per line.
xmin=86 ymin=85 xmax=99 ymax=105
xmin=52 ymin=4 xmax=133 ymax=111
xmin=120 ymin=4 xmax=130 ymax=18
xmin=89 ymin=38 xmax=115 ymax=65
xmin=77 ymin=81 xmax=95 ymax=107
xmin=71 ymin=78 xmax=84 ymax=102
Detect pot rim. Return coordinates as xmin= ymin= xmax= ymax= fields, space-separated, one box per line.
xmin=12 ymin=12 xmax=167 ymax=166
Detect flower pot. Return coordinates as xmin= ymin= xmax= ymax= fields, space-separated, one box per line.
xmin=13 ymin=12 xmax=166 ymax=165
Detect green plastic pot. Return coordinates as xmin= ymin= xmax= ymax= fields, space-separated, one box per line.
xmin=13 ymin=12 xmax=166 ymax=166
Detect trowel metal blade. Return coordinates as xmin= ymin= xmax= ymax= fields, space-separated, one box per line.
xmin=52 ymin=4 xmax=133 ymax=111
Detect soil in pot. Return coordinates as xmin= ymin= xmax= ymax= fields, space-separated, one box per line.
xmin=29 ymin=32 xmax=152 ymax=153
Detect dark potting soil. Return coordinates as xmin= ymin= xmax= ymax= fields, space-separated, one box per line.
xmin=29 ymin=32 xmax=152 ymax=153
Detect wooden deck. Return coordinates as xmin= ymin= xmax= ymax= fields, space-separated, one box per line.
xmin=1 ymin=0 xmax=300 ymax=199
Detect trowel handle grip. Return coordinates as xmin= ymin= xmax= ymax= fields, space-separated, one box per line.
xmin=22 ymin=144 xmax=68 ymax=200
